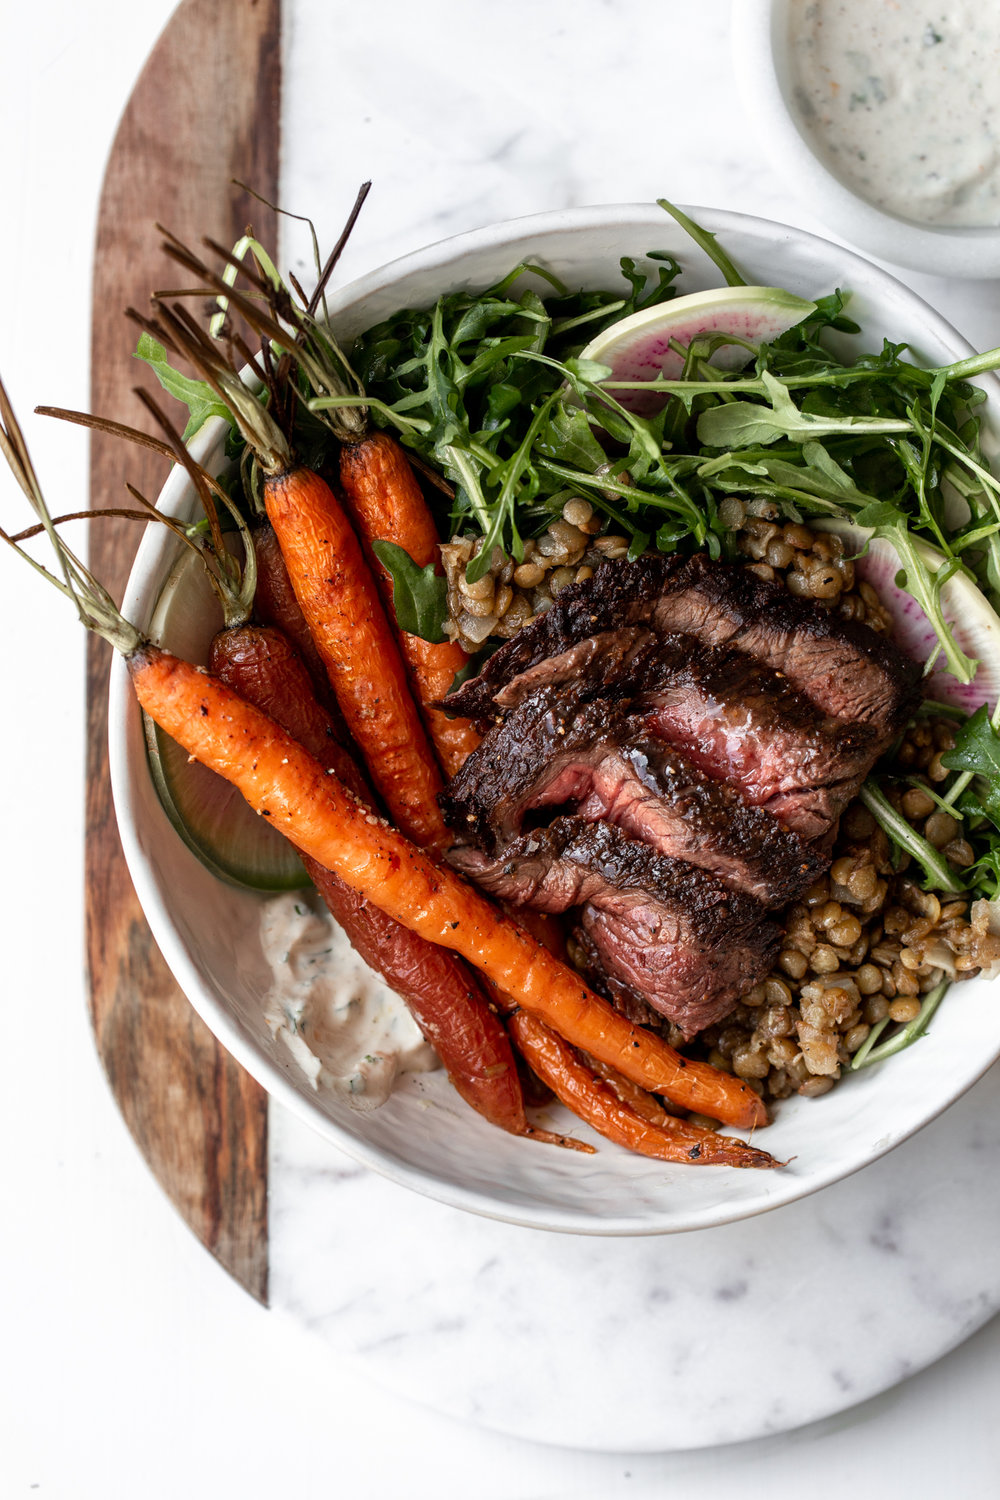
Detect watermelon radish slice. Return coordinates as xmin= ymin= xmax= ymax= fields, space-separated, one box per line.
xmin=580 ymin=286 xmax=817 ymax=417
xmin=821 ymin=521 xmax=1000 ymax=714
xmin=144 ymin=544 xmax=310 ymax=892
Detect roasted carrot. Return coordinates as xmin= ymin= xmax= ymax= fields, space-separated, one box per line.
xmin=487 ymin=953 xmax=772 ymax=1161
xmin=580 ymin=1052 xmax=684 ymax=1128
xmin=122 ymin=297 xmax=450 ymax=853
xmin=127 ymin=645 xmax=766 ymax=1131
xmin=263 ymin=464 xmax=450 ymax=854
xmin=250 ymin=520 xmax=341 ymax=715
xmin=339 ymin=430 xmax=481 ymax=776
xmin=208 ymin=621 xmax=532 ymax=1137
xmin=508 ymin=1012 xmax=778 ymax=1168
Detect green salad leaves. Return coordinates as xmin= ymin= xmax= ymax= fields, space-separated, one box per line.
xmin=352 ymin=211 xmax=1000 ymax=681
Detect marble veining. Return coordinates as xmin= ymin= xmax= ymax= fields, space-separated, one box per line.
xmin=270 ymin=1065 xmax=1000 ymax=1451
xmin=265 ymin=0 xmax=1000 ymax=1452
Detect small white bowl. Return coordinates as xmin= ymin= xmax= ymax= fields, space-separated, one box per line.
xmin=109 ymin=203 xmax=1000 ymax=1234
xmin=732 ymin=0 xmax=1000 ymax=279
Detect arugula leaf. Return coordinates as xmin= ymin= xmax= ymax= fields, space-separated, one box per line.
xmin=868 ymin=518 xmax=978 ymax=683
xmin=941 ymin=705 xmax=1000 ymax=823
xmin=534 ymin=402 xmax=607 ymax=470
xmin=967 ymin=841 xmax=1000 ymax=899
xmin=134 ymin=333 xmax=234 ymax=442
xmin=371 ymin=540 xmax=448 ymax=643
xmin=697 ymin=443 xmax=876 ymax=514
xmin=696 ymin=371 xmax=911 ymax=448
xmin=657 ymin=198 xmax=747 ymax=287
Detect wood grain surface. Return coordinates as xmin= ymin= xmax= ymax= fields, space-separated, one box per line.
xmin=87 ymin=0 xmax=281 ymax=1304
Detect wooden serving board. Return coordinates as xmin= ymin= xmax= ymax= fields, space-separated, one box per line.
xmin=86 ymin=0 xmax=281 ymax=1303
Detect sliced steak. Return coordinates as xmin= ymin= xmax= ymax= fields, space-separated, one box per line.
xmin=445 ymin=556 xmax=680 ymax=726
xmin=449 ymin=817 xmax=782 ymax=1035
xmin=445 ymin=553 xmax=921 ymax=745
xmin=646 ymin=554 xmax=921 ymax=745
xmin=617 ymin=635 xmax=880 ymax=840
xmin=442 ymin=690 xmax=823 ymax=901
xmin=490 ymin=627 xmax=656 ymax=715
xmin=570 ymin=926 xmax=676 ymax=1036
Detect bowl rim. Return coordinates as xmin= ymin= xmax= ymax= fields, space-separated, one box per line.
xmin=730 ymin=0 xmax=1000 ymax=279
xmin=109 ymin=200 xmax=1000 ymax=1235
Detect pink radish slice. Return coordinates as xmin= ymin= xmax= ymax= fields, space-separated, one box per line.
xmin=822 ymin=522 xmax=1000 ymax=713
xmin=581 ymin=285 xmax=817 ymax=417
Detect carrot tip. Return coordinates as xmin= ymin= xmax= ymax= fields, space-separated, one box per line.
xmin=523 ymin=1125 xmax=596 ymax=1154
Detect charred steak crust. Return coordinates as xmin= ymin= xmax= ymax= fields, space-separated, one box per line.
xmin=491 ymin=627 xmax=657 ymax=713
xmin=448 ymin=817 xmax=783 ymax=1036
xmin=442 ymin=555 xmax=686 ymax=727
xmin=444 ymin=552 xmax=922 ymax=741
xmin=447 ymin=816 xmax=772 ymax=933
xmin=441 ymin=689 xmax=824 ymax=903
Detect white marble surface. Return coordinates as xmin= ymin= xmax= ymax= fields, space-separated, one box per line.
xmin=5 ymin=0 xmax=1000 ymax=1494
xmin=271 ymin=1067 xmax=1000 ymax=1450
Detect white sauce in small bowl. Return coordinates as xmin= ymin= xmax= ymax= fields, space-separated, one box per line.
xmin=788 ymin=1 xmax=1000 ymax=226
xmin=261 ymin=891 xmax=439 ymax=1110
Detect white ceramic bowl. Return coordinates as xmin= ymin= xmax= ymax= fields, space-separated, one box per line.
xmin=109 ymin=203 xmax=1000 ymax=1234
xmin=731 ymin=0 xmax=1000 ymax=280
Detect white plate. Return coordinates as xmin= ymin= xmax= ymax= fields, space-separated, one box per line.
xmin=109 ymin=203 xmax=1000 ymax=1234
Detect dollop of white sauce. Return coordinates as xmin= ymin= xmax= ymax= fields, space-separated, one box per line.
xmin=788 ymin=1 xmax=1000 ymax=226
xmin=260 ymin=892 xmax=439 ymax=1110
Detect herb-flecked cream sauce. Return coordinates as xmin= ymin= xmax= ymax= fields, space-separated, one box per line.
xmin=788 ymin=1 xmax=1000 ymax=225
xmin=261 ymin=892 xmax=438 ymax=1109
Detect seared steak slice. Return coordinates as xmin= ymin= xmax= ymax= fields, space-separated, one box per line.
xmin=445 ymin=556 xmax=681 ymax=726
xmin=445 ymin=553 xmax=921 ymax=745
xmin=449 ymin=817 xmax=782 ymax=1035
xmin=490 ymin=627 xmax=656 ymax=715
xmin=646 ymin=553 xmax=921 ymax=745
xmin=442 ymin=691 xmax=823 ymax=902
xmin=618 ymin=636 xmax=880 ymax=840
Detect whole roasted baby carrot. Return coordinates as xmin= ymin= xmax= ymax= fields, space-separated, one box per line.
xmin=508 ymin=1012 xmax=778 ymax=1168
xmin=339 ymin=430 xmax=481 ymax=776
xmin=128 ymin=646 xmax=767 ymax=1132
xmin=154 ymin=230 xmax=480 ymax=777
xmin=263 ymin=464 xmax=449 ymax=853
xmin=208 ymin=622 xmax=531 ymax=1137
